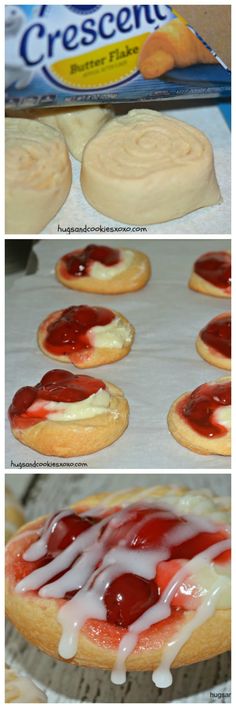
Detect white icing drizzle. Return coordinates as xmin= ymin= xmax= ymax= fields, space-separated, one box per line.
xmin=111 ymin=538 xmax=230 ymax=686
xmin=14 ymin=494 xmax=231 ymax=689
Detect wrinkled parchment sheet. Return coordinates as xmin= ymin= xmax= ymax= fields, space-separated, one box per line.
xmin=5 ymin=238 xmax=231 ymax=469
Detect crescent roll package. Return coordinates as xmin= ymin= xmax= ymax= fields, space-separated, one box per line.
xmin=5 ymin=4 xmax=230 ymax=109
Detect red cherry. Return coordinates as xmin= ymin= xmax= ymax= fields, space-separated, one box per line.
xmin=104 ymin=573 xmax=159 ymax=627
xmin=40 ymin=370 xmax=73 ymax=386
xmin=63 ymin=245 xmax=120 ymax=277
xmin=47 ymin=513 xmax=94 ymax=555
xmin=11 ymin=386 xmax=36 ymax=414
xmin=104 ymin=506 xmax=182 ymax=550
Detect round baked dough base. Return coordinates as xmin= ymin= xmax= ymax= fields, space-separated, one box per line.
xmin=80 ymin=109 xmax=221 ymax=225
xmin=5 ymin=487 xmax=25 ymax=545
xmin=196 ymin=324 xmax=231 ymax=371
xmin=5 ymin=487 xmax=231 ymax=673
xmin=10 ymin=382 xmax=129 ymax=457
xmin=56 ymin=248 xmax=151 ymax=294
xmin=167 ymin=376 xmax=231 ymax=456
xmin=38 ymin=310 xmax=135 ymax=368
xmin=188 ymin=271 xmax=231 ymax=298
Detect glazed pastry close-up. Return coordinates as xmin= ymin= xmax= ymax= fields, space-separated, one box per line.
xmin=5 ymin=476 xmax=231 ymax=702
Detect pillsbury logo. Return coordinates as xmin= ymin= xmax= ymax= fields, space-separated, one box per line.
xmin=66 ymin=5 xmax=100 ymax=14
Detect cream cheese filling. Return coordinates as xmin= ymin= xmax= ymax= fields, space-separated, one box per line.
xmin=27 ymin=388 xmax=111 ymax=422
xmin=213 ymin=405 xmax=231 ymax=432
xmin=89 ymin=249 xmax=134 ymax=280
xmin=89 ymin=316 xmax=133 ymax=349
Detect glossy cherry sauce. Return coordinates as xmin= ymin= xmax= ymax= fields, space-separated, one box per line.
xmin=194 ymin=251 xmax=231 ymax=291
xmin=9 ymin=369 xmax=106 ymax=427
xmin=62 ymin=244 xmax=121 ymax=277
xmin=44 ymin=305 xmax=115 ymax=355
xmin=200 ymin=314 xmax=231 ymax=359
xmin=179 ymin=380 xmax=231 ymax=438
xmin=16 ymin=506 xmax=230 ymax=627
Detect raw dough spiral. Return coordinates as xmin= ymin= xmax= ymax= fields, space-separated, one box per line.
xmin=81 ymin=109 xmax=221 ymax=225
xmin=7 ymin=105 xmax=114 ymax=161
xmin=5 ymin=118 xmax=72 ymax=234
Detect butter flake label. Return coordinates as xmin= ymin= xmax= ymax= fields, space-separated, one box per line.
xmin=5 ymin=4 xmax=230 ymax=108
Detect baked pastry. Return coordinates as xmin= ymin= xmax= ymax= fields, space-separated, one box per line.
xmin=196 ymin=313 xmax=231 ymax=370
xmin=56 ymin=243 xmax=151 ymax=294
xmin=38 ymin=305 xmax=135 ymax=368
xmin=188 ymin=251 xmax=231 ymax=298
xmin=8 ymin=369 xmax=129 ymax=457
xmin=5 ymin=118 xmax=72 ymax=234
xmin=5 ymin=485 xmax=231 ymax=689
xmin=5 ymin=487 xmax=25 ymax=544
xmin=167 ymin=376 xmax=231 ymax=455
xmin=5 ymin=666 xmax=47 ymax=703
xmin=81 ymin=109 xmax=221 ymax=225
xmin=7 ymin=105 xmax=114 ymax=161
xmin=138 ymin=18 xmax=217 ymax=79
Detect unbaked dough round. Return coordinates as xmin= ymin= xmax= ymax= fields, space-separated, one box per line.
xmin=5 ymin=118 xmax=72 ymax=234
xmin=81 ymin=109 xmax=221 ymax=225
xmin=7 ymin=105 xmax=114 ymax=161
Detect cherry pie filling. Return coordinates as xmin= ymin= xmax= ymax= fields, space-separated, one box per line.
xmin=43 ymin=305 xmax=115 ymax=356
xmin=193 ymin=251 xmax=231 ymax=291
xmin=10 ymin=504 xmax=230 ymax=629
xmin=199 ymin=314 xmax=231 ymax=360
xmin=61 ymin=244 xmax=121 ymax=278
xmin=177 ymin=380 xmax=231 ymax=438
xmin=9 ymin=369 xmax=106 ymax=429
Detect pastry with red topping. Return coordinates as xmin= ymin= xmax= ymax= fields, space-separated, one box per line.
xmin=196 ymin=313 xmax=231 ymax=371
xmin=188 ymin=251 xmax=231 ymax=298
xmin=167 ymin=376 xmax=231 ymax=455
xmin=8 ymin=369 xmax=129 ymax=457
xmin=56 ymin=244 xmax=151 ymax=294
xmin=5 ymin=486 xmax=231 ymax=688
xmin=38 ymin=305 xmax=135 ymax=368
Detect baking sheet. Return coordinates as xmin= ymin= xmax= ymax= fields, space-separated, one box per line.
xmin=42 ymin=104 xmax=230 ymax=235
xmin=5 ymin=238 xmax=231 ymax=469
xmin=5 ymin=472 xmax=231 ymax=703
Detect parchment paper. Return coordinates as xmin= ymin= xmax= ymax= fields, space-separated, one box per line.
xmin=42 ymin=104 xmax=230 ymax=235
xmin=5 ymin=238 xmax=231 ymax=469
xmin=5 ymin=472 xmax=231 ymax=703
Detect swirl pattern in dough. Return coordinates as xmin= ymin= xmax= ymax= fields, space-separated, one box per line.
xmin=5 ymin=118 xmax=72 ymax=234
xmin=81 ymin=109 xmax=221 ymax=225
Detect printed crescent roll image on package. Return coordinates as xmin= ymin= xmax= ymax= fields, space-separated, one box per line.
xmin=5 ymin=4 xmax=230 ymax=108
